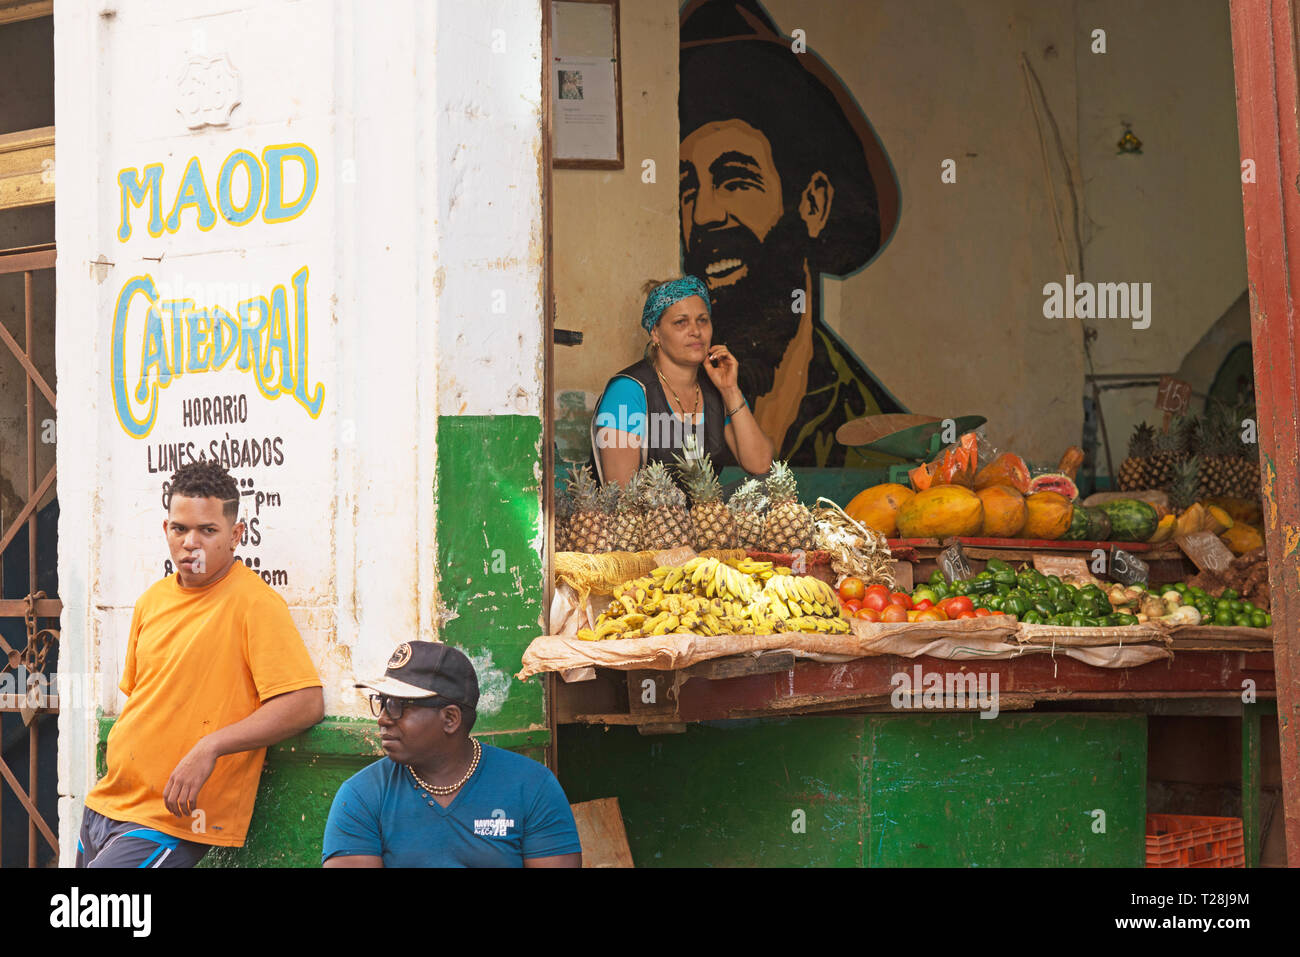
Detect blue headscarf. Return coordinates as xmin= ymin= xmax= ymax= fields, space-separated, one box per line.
xmin=641 ymin=276 xmax=710 ymax=334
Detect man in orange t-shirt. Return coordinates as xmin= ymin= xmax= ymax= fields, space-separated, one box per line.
xmin=78 ymin=460 xmax=324 ymax=867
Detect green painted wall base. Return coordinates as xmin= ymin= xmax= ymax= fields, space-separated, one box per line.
xmin=558 ymin=713 xmax=1146 ymax=867
xmin=95 ymin=716 xmax=550 ymax=867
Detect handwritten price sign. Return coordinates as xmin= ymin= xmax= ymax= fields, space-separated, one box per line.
xmin=1155 ymin=376 xmax=1192 ymax=417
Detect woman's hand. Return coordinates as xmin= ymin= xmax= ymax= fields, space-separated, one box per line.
xmin=702 ymin=344 xmax=739 ymax=395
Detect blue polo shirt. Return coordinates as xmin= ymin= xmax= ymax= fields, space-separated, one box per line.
xmin=321 ymin=744 xmax=582 ymax=867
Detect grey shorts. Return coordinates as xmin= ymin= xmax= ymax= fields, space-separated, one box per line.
xmin=75 ymin=807 xmax=211 ymax=869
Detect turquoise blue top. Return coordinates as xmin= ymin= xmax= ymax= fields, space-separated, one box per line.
xmin=595 ymin=375 xmax=730 ymax=441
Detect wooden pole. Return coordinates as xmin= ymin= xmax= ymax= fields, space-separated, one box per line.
xmin=1228 ymin=0 xmax=1300 ymax=867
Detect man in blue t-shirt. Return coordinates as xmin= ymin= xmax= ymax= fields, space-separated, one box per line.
xmin=322 ymin=640 xmax=582 ymax=868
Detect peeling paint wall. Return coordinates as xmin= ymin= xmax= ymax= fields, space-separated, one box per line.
xmin=55 ymin=0 xmax=547 ymax=862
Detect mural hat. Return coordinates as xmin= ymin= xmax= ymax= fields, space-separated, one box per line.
xmin=680 ymin=0 xmax=901 ymax=275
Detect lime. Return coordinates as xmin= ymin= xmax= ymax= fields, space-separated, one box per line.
xmin=1250 ymin=611 xmax=1268 ymax=628
xmin=1233 ymin=613 xmax=1252 ymax=628
xmin=1173 ymin=582 xmax=1189 ymax=593
xmin=1221 ymin=588 xmax=1239 ymax=601
xmin=1214 ymin=608 xmax=1235 ymax=626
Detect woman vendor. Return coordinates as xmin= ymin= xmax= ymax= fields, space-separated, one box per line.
xmin=590 ymin=276 xmax=773 ymax=487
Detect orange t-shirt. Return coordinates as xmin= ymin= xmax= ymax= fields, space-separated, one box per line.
xmin=84 ymin=561 xmax=322 ymax=847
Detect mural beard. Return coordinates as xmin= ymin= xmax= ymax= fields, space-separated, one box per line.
xmin=684 ymin=209 xmax=813 ymax=399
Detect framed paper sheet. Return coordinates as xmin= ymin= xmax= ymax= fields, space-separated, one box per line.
xmin=550 ymin=0 xmax=623 ymax=168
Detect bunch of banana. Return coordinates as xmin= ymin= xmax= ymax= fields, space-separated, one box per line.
xmin=763 ymin=574 xmax=844 ymax=619
xmin=576 ymin=562 xmax=845 ymax=641
xmin=729 ymin=557 xmax=776 ymax=581
xmin=787 ymin=615 xmax=852 ymax=635
xmin=614 ymin=576 xmax=657 ymax=602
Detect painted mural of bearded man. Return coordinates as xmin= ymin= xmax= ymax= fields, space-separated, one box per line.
xmin=679 ymin=0 xmax=906 ymax=467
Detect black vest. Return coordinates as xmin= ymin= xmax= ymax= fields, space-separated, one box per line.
xmin=588 ymin=358 xmax=736 ymax=485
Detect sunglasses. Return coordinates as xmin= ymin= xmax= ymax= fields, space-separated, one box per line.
xmin=368 ymin=694 xmax=448 ymax=720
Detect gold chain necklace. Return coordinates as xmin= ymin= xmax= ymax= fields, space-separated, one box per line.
xmin=655 ymin=366 xmax=700 ymax=418
xmin=408 ymin=738 xmax=481 ymax=796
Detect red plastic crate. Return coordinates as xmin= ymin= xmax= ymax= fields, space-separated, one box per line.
xmin=1146 ymin=814 xmax=1245 ymax=868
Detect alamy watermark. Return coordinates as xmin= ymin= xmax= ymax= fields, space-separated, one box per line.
xmin=890 ymin=666 xmax=1000 ymax=719
xmin=0 ymin=667 xmax=105 ymax=713
xmin=594 ymin=409 xmax=707 ymax=451
xmin=1042 ymin=274 xmax=1151 ymax=329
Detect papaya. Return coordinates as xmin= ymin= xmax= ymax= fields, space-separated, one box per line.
xmin=976 ymin=485 xmax=1027 ymax=537
xmin=845 ymin=483 xmax=916 ymax=537
xmin=973 ymin=453 xmax=1031 ymax=494
xmin=1018 ymin=490 xmax=1074 ymax=540
xmin=1221 ymin=523 xmax=1264 ymax=555
xmin=896 ymin=484 xmax=984 ymax=539
xmin=908 ymin=460 xmax=937 ymax=492
xmin=1057 ymin=446 xmax=1085 ymax=479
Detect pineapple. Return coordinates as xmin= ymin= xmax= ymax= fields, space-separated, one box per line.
xmin=674 ymin=452 xmax=739 ymax=550
xmin=611 ymin=470 xmax=646 ymax=552
xmin=595 ymin=482 xmax=621 ymax=552
xmin=727 ymin=478 xmax=767 ymax=549
xmin=564 ymin=464 xmax=610 ymax=553
xmin=1150 ymin=415 xmax=1194 ymax=489
xmin=1116 ymin=422 xmax=1157 ymax=490
xmin=760 ymin=461 xmax=814 ymax=553
xmin=1167 ymin=455 xmax=1201 ymax=513
xmin=1201 ymin=401 xmax=1260 ymax=499
xmin=554 ymin=485 xmax=574 ymax=552
xmin=638 ymin=461 xmax=693 ymax=549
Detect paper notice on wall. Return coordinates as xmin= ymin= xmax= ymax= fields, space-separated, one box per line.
xmin=553 ymin=57 xmax=618 ymax=161
xmin=553 ymin=0 xmax=613 ymax=57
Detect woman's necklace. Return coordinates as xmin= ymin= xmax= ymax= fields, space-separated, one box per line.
xmin=655 ymin=364 xmax=702 ymax=455
xmin=655 ymin=366 xmax=700 ymax=418
xmin=408 ymin=738 xmax=481 ymax=797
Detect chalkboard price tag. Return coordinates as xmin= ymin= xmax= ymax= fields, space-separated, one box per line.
xmin=1109 ymin=546 xmax=1149 ymax=586
xmin=1154 ymin=376 xmax=1192 ymax=417
xmin=939 ymin=541 xmax=973 ymax=584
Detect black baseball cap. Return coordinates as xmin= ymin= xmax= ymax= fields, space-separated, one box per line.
xmin=355 ymin=640 xmax=480 ymax=710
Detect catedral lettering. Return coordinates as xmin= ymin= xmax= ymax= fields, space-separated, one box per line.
xmin=112 ymin=142 xmax=325 ymax=438
xmin=112 ymin=267 xmax=324 ymax=437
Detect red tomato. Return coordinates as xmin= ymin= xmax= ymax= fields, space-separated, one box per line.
xmin=856 ymin=607 xmax=881 ymax=622
xmin=864 ymin=584 xmax=891 ymax=603
xmin=862 ymin=591 xmax=890 ymax=612
xmin=915 ymin=608 xmax=946 ymax=622
xmin=842 ymin=599 xmax=863 ymax=613
xmin=889 ymin=592 xmax=913 ymax=610
xmin=838 ymin=577 xmax=866 ymax=602
xmin=944 ymin=596 xmax=975 ymax=617
xmin=913 ymin=599 xmax=934 ymax=611
xmin=880 ymin=604 xmax=909 ymax=623
xmin=974 ymin=607 xmax=993 ymax=617
xmin=956 ymin=611 xmax=978 ymax=620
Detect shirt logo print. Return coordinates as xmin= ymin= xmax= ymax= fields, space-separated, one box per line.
xmin=474 ymin=809 xmax=514 ymax=837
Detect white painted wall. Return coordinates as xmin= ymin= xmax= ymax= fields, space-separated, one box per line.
xmin=54 ymin=0 xmax=544 ymax=863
